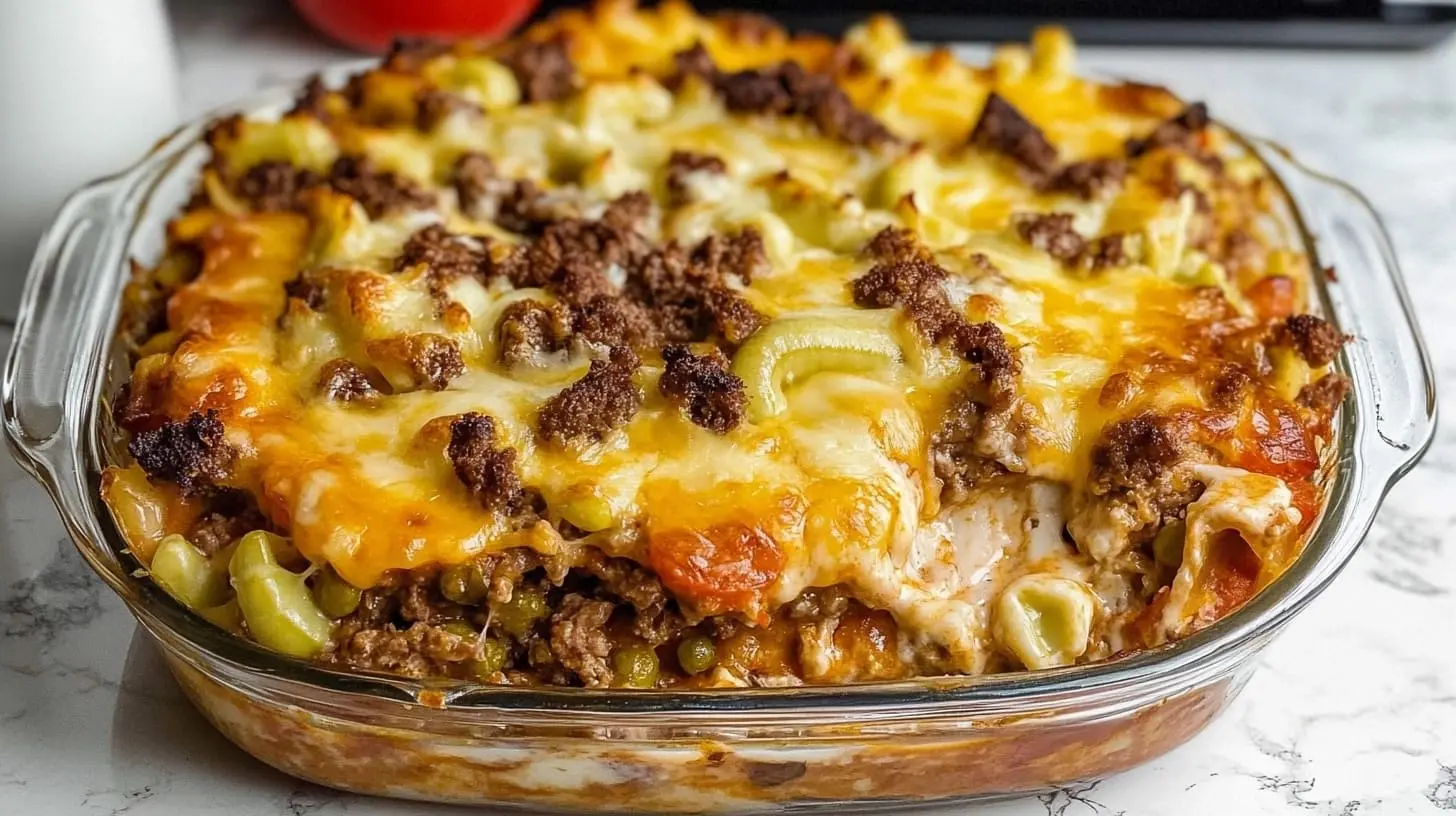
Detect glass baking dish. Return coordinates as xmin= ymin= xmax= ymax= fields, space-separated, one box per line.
xmin=2 ymin=70 xmax=1436 ymax=812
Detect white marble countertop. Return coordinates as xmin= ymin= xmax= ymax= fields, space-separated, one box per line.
xmin=3 ymin=1 xmax=1455 ymax=813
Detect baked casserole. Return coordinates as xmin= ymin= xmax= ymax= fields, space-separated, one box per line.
xmin=101 ymin=0 xmax=1348 ymax=689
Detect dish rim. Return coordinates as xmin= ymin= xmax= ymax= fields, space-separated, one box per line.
xmin=2 ymin=60 xmax=1437 ymax=718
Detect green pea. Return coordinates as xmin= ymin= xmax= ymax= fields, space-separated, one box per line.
xmin=440 ymin=563 xmax=488 ymax=605
xmin=150 ymin=534 xmax=230 ymax=610
xmin=677 ymin=635 xmax=717 ymax=676
xmin=613 ymin=644 xmax=660 ymax=688
xmin=492 ymin=586 xmax=548 ymax=638
xmin=442 ymin=619 xmax=478 ymax=639
xmin=311 ymin=567 xmax=362 ymax=618
xmin=466 ymin=638 xmax=509 ymax=679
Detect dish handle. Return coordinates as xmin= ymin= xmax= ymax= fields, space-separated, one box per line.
xmin=1289 ymin=157 xmax=1438 ymax=484
xmin=3 ymin=177 xmax=126 ymax=472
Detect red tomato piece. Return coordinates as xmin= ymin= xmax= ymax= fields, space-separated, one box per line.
xmin=648 ymin=523 xmax=785 ymax=618
xmin=292 ymin=0 xmax=540 ymax=52
xmin=1242 ymin=405 xmax=1319 ymax=481
xmin=1244 ymin=275 xmax=1296 ymax=320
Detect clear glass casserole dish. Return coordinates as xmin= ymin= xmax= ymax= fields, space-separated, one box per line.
xmin=1 ymin=72 xmax=1436 ymax=812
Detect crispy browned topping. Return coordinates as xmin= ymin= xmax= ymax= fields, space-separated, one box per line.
xmin=1044 ymin=158 xmax=1127 ymax=201
xmin=549 ymin=594 xmax=616 ymax=687
xmin=704 ymin=287 xmax=765 ymax=345
xmin=1126 ymin=102 xmax=1211 ymax=157
xmin=950 ymin=320 xmax=1019 ymax=385
xmin=235 ymin=161 xmax=321 ymax=212
xmin=497 ymin=299 xmax=573 ymax=367
xmin=1090 ymin=415 xmax=1184 ymax=495
xmin=665 ymin=150 xmax=728 ymax=206
xmin=1297 ymin=373 xmax=1350 ymax=417
xmin=659 ymin=344 xmax=748 ymax=433
xmin=502 ymin=37 xmax=578 ymax=103
xmin=672 ymin=45 xmax=898 ymax=147
xmin=128 ymin=410 xmax=233 ymax=495
xmin=852 ymin=257 xmax=963 ymax=344
xmin=538 ymin=346 xmax=643 ymax=446
xmin=969 ymin=93 xmax=1058 ymax=176
xmin=1014 ymin=212 xmax=1086 ymax=264
xmin=1209 ymin=363 xmax=1252 ymax=410
xmin=447 ymin=412 xmax=523 ymax=512
xmin=414 ymin=86 xmax=481 ymax=132
xmin=318 ymin=358 xmax=385 ymax=402
xmin=864 ymin=226 xmax=931 ymax=263
xmin=328 ymin=155 xmax=436 ymax=219
xmin=369 ymin=334 xmax=465 ymax=391
xmin=1279 ymin=314 xmax=1346 ymax=367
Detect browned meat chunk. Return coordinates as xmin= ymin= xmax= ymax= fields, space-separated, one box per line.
xmin=659 ymin=344 xmax=748 ymax=433
xmin=851 ymin=257 xmax=962 ymax=345
xmin=672 ymin=46 xmax=898 ymax=147
xmin=549 ymin=594 xmax=616 ymax=687
xmin=502 ymin=37 xmax=578 ymax=103
xmin=665 ymin=150 xmax=728 ymax=205
xmin=693 ymin=229 xmax=769 ymax=285
xmin=497 ymin=299 xmax=573 ymax=367
xmin=573 ymin=295 xmax=663 ymax=350
xmin=234 ymin=161 xmax=320 ymax=212
xmin=1298 ymin=373 xmax=1350 ymax=417
xmin=1278 ymin=314 xmax=1347 ymax=367
xmin=1014 ymin=212 xmax=1086 ymax=263
xmin=128 ymin=411 xmax=233 ymax=495
xmin=186 ymin=489 xmax=266 ymax=556
xmin=395 ymin=224 xmax=486 ymax=284
xmin=538 ymin=346 xmax=642 ymax=446
xmin=414 ymin=87 xmax=480 ymax=131
xmin=863 ymin=226 xmax=931 ymax=263
xmin=1090 ymin=415 xmax=1185 ymax=496
xmin=1044 ymin=158 xmax=1127 ymax=200
xmin=1126 ymin=102 xmax=1211 ymax=157
xmin=328 ymin=155 xmax=436 ymax=219
xmin=447 ymin=412 xmax=523 ymax=512
xmin=367 ymin=334 xmax=465 ymax=391
xmin=329 ymin=621 xmax=476 ymax=679
xmin=969 ymin=93 xmax=1058 ymax=176
xmin=317 ymin=359 xmax=385 ymax=402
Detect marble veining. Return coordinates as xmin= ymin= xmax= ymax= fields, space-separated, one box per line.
xmin=2 ymin=0 xmax=1453 ymax=813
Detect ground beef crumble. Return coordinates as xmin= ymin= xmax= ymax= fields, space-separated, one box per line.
xmin=497 ymin=299 xmax=574 ymax=367
xmin=1014 ymin=212 xmax=1086 ymax=264
xmin=1090 ymin=416 xmax=1185 ymax=496
xmin=665 ymin=150 xmax=728 ymax=205
xmin=128 ymin=411 xmax=233 ymax=495
xmin=186 ymin=489 xmax=266 ymax=556
xmin=317 ymin=358 xmax=385 ymax=401
xmin=1126 ymin=102 xmax=1211 ymax=157
xmin=659 ymin=344 xmax=748 ymax=433
xmin=395 ymin=224 xmax=486 ymax=284
xmin=672 ymin=45 xmax=897 ymax=147
xmin=969 ymin=93 xmax=1058 ymax=176
xmin=502 ymin=37 xmax=578 ymax=103
xmin=549 ymin=594 xmax=616 ymax=687
xmin=234 ymin=161 xmax=321 ymax=212
xmin=1298 ymin=373 xmax=1350 ymax=418
xmin=367 ymin=334 xmax=465 ymax=391
xmin=1278 ymin=314 xmax=1347 ymax=367
xmin=537 ymin=346 xmax=642 ymax=446
xmin=328 ymin=155 xmax=436 ymax=219
xmin=447 ymin=412 xmax=523 ymax=512
xmin=1043 ymin=158 xmax=1127 ymax=201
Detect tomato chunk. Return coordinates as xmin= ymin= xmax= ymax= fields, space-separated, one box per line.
xmin=1244 ymin=275 xmax=1296 ymax=320
xmin=648 ymin=523 xmax=785 ymax=619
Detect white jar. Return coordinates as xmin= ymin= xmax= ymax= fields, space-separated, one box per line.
xmin=0 ymin=0 xmax=180 ymax=320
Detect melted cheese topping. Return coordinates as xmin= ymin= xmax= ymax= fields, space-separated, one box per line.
xmin=105 ymin=1 xmax=1332 ymax=673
